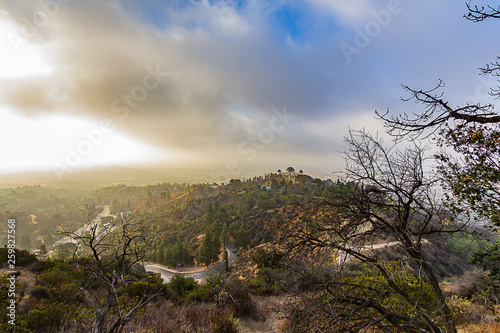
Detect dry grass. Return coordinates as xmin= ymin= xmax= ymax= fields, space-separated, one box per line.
xmin=129 ymin=301 xmax=239 ymax=333
xmin=457 ymin=322 xmax=500 ymax=333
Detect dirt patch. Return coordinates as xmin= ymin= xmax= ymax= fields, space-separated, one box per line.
xmin=238 ymin=296 xmax=284 ymax=333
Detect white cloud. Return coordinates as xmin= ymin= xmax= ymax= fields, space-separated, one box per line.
xmin=0 ymin=0 xmax=497 ymax=173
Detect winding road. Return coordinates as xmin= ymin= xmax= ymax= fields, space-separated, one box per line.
xmin=51 ymin=205 xmax=115 ymax=247
xmin=144 ymin=244 xmax=238 ymax=283
xmin=50 ymin=205 xmax=238 ymax=283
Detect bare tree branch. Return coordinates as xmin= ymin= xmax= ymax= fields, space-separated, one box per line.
xmin=466 ymin=1 xmax=500 ymax=22
xmin=281 ymin=129 xmax=460 ymax=332
xmin=376 ymin=81 xmax=500 ymax=140
xmin=60 ymin=215 xmax=161 ymax=333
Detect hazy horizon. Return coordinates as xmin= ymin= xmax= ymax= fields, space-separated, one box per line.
xmin=0 ymin=163 xmax=340 ymax=188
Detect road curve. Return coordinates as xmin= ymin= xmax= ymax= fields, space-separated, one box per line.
xmin=145 ymin=244 xmax=238 ymax=283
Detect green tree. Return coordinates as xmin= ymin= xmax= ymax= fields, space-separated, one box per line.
xmin=377 ymin=2 xmax=500 ymax=292
xmin=206 ymin=203 xmax=215 ymax=224
xmin=39 ymin=243 xmax=47 ymax=256
xmin=235 ymin=223 xmax=251 ymax=251
xmin=216 ymin=206 xmax=230 ymax=228
xmin=198 ymin=223 xmax=220 ymax=267
xmin=165 ymin=244 xmax=175 ymax=266
xmin=198 ymin=206 xmax=221 ymax=267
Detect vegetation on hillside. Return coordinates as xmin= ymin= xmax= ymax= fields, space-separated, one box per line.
xmin=1 ymin=2 xmax=500 ymax=331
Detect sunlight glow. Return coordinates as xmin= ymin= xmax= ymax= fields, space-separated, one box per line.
xmin=0 ymin=109 xmax=167 ymax=174
xmin=0 ymin=20 xmax=52 ymax=79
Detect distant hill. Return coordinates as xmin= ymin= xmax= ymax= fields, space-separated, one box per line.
xmin=0 ymin=165 xmax=240 ymax=189
xmin=0 ymin=165 xmax=337 ymax=189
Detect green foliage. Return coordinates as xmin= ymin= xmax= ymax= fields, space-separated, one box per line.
xmin=343 ymin=263 xmax=439 ymax=318
xmin=0 ymin=248 xmax=37 ymax=266
xmin=473 ymin=241 xmax=500 ymax=284
xmin=206 ymin=273 xmax=256 ymax=317
xmin=251 ymin=247 xmax=285 ymax=269
xmin=165 ymin=274 xmax=210 ymax=303
xmin=447 ymin=232 xmax=491 ymax=262
xmin=284 ymin=263 xmax=441 ymax=332
xmin=437 ymin=123 xmax=500 ymax=219
xmin=198 ymin=207 xmax=222 ymax=266
xmin=249 ymin=267 xmax=287 ymax=295
xmin=0 ymin=260 xmax=92 ymax=332
xmin=164 ymin=241 xmax=194 ymax=267
xmin=21 ymin=300 xmax=92 ymax=331
xmin=37 ymin=261 xmax=82 ymax=287
xmin=168 ymin=274 xmax=199 ymax=298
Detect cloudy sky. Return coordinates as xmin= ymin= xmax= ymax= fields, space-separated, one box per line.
xmin=0 ymin=0 xmax=498 ymax=176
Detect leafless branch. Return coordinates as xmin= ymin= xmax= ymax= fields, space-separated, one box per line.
xmin=466 ymin=1 xmax=500 ymax=22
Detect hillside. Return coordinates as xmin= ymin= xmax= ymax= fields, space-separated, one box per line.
xmin=0 ymin=171 xmax=497 ymax=332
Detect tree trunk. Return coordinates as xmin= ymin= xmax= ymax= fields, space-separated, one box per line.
xmin=421 ymin=261 xmax=456 ymax=333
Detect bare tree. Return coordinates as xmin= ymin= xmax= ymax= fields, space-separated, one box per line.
xmin=281 ymin=263 xmax=442 ymax=333
xmin=282 ymin=129 xmax=463 ymax=333
xmin=376 ymin=81 xmax=500 ymax=140
xmin=466 ymin=1 xmax=500 ymax=22
xmin=376 ymin=2 xmax=500 ymax=221
xmin=61 ymin=217 xmax=160 ymax=333
xmin=376 ymin=2 xmax=500 ymax=139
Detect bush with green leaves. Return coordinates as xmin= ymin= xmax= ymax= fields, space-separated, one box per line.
xmin=206 ymin=273 xmax=256 ymax=318
xmin=283 ymin=262 xmax=441 ymax=332
xmin=0 ymin=248 xmax=37 ymax=267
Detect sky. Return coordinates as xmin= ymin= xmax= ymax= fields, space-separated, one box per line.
xmin=0 ymin=0 xmax=499 ymax=178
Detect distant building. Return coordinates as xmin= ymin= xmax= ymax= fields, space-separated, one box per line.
xmin=286 ymin=166 xmax=295 ymax=173
xmin=299 ymin=170 xmax=303 ymax=174
xmin=277 ymin=169 xmax=282 ymax=174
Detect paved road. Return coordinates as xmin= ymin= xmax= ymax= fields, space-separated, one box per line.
xmin=52 ymin=206 xmax=114 ymax=247
xmin=145 ymin=244 xmax=238 ymax=283
xmin=338 ymin=239 xmax=429 ymax=264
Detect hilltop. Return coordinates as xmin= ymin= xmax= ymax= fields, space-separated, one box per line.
xmin=0 ymin=170 xmax=496 ymax=332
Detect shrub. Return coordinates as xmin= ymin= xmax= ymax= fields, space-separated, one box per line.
xmin=251 ymin=247 xmax=285 ymax=269
xmin=448 ymin=297 xmax=486 ymax=326
xmin=168 ymin=274 xmax=199 ymax=299
xmin=30 ymin=286 xmax=50 ymax=300
xmin=0 ymin=248 xmax=37 ymax=267
xmin=38 ymin=261 xmax=82 ymax=287
xmin=131 ymin=301 xmax=238 ymax=333
xmin=185 ymin=287 xmax=211 ymax=303
xmin=445 ymin=269 xmax=492 ymax=298
xmin=207 ymin=274 xmax=256 ymax=317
